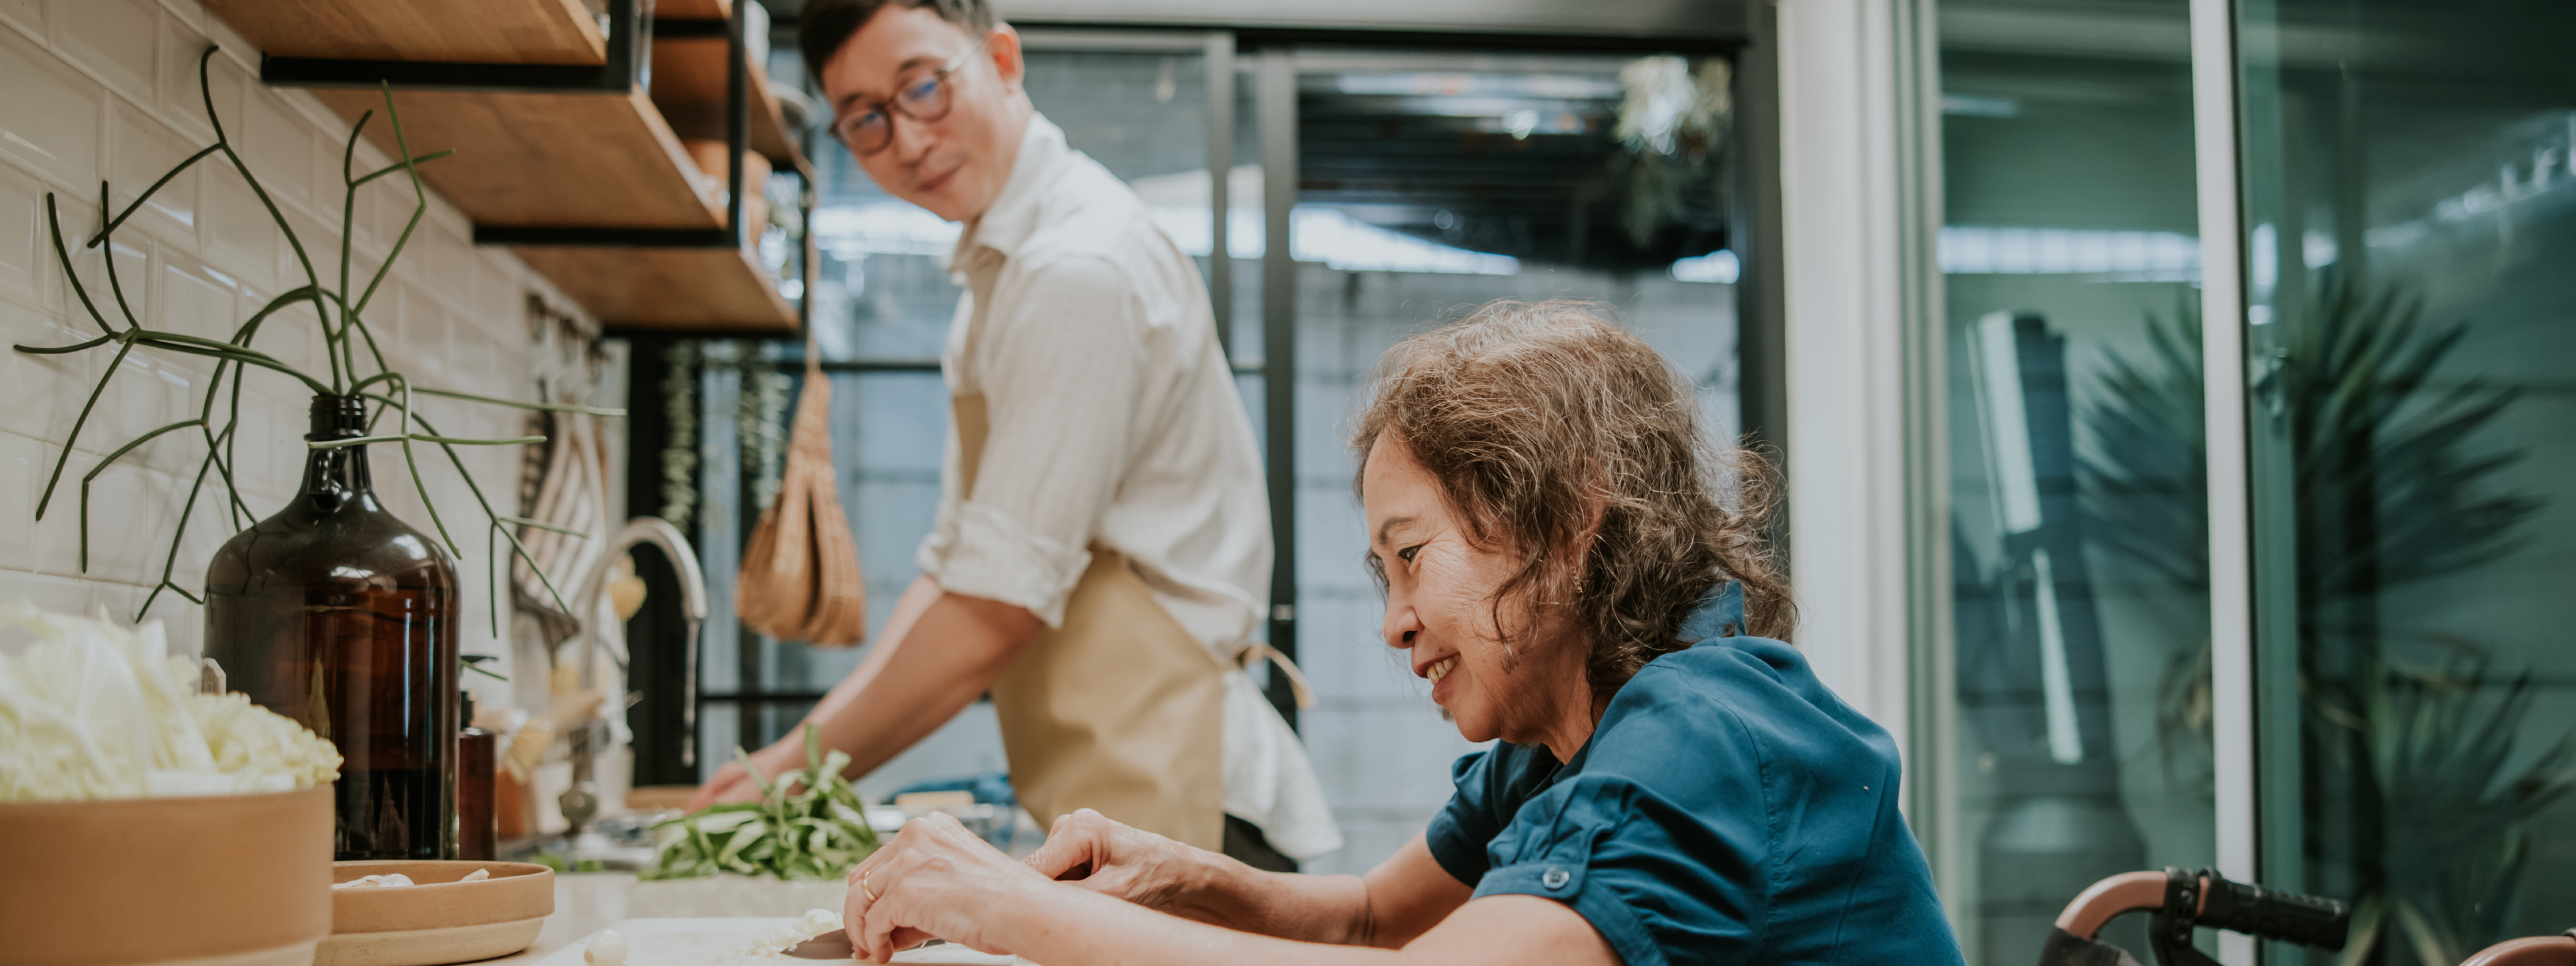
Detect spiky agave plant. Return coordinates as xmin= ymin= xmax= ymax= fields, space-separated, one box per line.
xmin=2078 ymin=274 xmax=2565 ymax=966
xmin=16 ymin=47 xmax=618 ymax=628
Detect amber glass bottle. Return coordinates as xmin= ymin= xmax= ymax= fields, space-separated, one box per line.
xmin=458 ymin=690 xmax=497 ymax=861
xmin=206 ymin=395 xmax=461 ymax=860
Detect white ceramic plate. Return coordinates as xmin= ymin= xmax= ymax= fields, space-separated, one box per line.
xmin=530 ymin=919 xmax=1027 ymax=966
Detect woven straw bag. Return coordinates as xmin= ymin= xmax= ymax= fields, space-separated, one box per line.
xmin=735 ymin=354 xmax=867 ymax=646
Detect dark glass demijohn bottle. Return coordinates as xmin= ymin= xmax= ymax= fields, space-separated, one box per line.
xmin=205 ymin=395 xmax=460 ymax=860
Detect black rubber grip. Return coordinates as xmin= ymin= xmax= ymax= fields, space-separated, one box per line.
xmin=2195 ymin=875 xmax=2350 ymax=951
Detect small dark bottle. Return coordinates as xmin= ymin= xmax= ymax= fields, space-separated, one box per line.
xmin=205 ymin=394 xmax=461 ymax=860
xmin=458 ymin=690 xmax=497 ymax=861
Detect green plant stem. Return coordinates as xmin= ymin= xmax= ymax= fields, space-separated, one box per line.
xmin=78 ymin=417 xmax=205 ymax=572
xmin=15 ymin=335 xmax=115 ymax=355
xmin=351 ymin=81 xmax=432 ymax=359
xmin=198 ymin=47 xmax=338 ymax=393
xmin=94 ymin=183 xmax=146 ymax=332
xmin=138 ymin=422 xmax=233 ymax=620
xmin=413 ymin=386 xmax=627 ymax=416
xmin=29 ymin=47 xmax=589 ymax=629
xmin=131 ymin=335 xmax=333 ymax=396
xmin=35 ymin=338 xmax=137 ymax=520
xmin=500 ymin=515 xmax=590 ymax=537
xmin=45 ymin=195 xmax=124 ymax=336
xmin=339 ymin=110 xmax=368 ymax=391
xmin=351 ymin=151 xmax=453 ymax=188
xmin=309 ymin=433 xmax=546 ymax=449
xmin=85 ymin=144 xmax=221 ymax=248
xmin=365 ymin=392 xmax=574 ymax=617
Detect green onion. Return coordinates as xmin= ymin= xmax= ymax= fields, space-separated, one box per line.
xmin=640 ymin=725 xmax=881 ymax=881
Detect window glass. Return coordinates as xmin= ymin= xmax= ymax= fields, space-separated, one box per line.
xmin=2236 ymin=1 xmax=2576 ymax=960
xmin=1935 ymin=3 xmax=2216 ymax=961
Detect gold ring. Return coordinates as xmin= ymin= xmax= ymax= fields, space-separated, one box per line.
xmin=860 ymin=870 xmax=878 ymax=903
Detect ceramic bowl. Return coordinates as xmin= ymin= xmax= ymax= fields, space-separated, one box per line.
xmin=316 ymin=860 xmax=554 ymax=966
xmin=0 ymin=787 xmax=334 ymax=966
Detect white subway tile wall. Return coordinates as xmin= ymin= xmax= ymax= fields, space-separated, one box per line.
xmin=0 ymin=0 xmax=591 ymax=712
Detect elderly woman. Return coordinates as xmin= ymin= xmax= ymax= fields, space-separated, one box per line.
xmin=841 ymin=301 xmax=1965 ymax=966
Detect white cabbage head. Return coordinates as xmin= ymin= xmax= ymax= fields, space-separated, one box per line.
xmin=0 ymin=602 xmax=341 ymax=801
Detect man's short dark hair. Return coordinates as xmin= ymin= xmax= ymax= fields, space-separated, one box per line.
xmin=799 ymin=0 xmax=996 ymax=82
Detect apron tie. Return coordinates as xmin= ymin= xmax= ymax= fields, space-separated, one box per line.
xmin=1232 ymin=641 xmax=1316 ymax=710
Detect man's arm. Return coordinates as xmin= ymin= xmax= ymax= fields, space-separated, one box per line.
xmin=689 ymin=574 xmax=1044 ymax=808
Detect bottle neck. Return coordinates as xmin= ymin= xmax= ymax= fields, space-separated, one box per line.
xmin=302 ymin=394 xmax=375 ymax=508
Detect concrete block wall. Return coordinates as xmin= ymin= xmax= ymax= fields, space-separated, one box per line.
xmin=0 ymin=0 xmax=585 ymax=704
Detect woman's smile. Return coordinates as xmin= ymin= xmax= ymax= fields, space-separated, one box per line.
xmin=1422 ymin=656 xmax=1458 ymax=683
xmin=1424 ymin=655 xmax=1462 ymax=704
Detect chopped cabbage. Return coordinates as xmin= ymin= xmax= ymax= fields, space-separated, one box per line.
xmin=0 ymin=602 xmax=342 ymax=801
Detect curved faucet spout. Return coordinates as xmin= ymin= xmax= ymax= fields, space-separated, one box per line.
xmin=562 ymin=516 xmax=712 ymax=832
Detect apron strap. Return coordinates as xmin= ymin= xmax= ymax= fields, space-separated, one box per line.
xmin=1232 ymin=641 xmax=1316 ymax=710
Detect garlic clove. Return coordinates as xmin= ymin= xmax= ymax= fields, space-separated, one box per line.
xmin=585 ymin=928 xmax=628 ymax=965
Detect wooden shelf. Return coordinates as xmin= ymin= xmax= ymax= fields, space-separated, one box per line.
xmin=649 ymin=38 xmax=809 ymax=170
xmin=206 ymin=0 xmax=607 ymax=65
xmin=310 ymin=86 xmax=721 ymax=229
xmin=515 ymin=246 xmax=796 ymax=332
xmin=209 ymin=0 xmax=805 ymax=334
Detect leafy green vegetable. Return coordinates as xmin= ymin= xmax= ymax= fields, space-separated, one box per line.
xmin=640 ymin=725 xmax=880 ymax=881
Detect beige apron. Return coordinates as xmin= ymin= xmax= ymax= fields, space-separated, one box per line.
xmin=949 ymin=258 xmax=1230 ymax=852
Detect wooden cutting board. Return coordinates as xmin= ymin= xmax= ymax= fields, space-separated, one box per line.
xmin=530 ymin=919 xmax=1029 ymax=966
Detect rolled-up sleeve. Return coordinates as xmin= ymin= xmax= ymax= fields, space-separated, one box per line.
xmin=916 ymin=253 xmax=1145 ymax=627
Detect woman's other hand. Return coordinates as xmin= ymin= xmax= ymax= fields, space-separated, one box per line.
xmin=847 ymin=812 xmax=1049 ymax=962
xmin=1021 ymin=809 xmax=1217 ymax=915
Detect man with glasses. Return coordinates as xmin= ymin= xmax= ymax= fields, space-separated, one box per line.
xmin=689 ymin=0 xmax=1339 ymax=874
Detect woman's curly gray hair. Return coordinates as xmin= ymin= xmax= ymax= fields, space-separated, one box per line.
xmin=1352 ymin=300 xmax=1793 ymax=697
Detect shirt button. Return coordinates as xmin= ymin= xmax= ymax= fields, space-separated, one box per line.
xmin=1542 ymin=867 xmax=1572 ymax=890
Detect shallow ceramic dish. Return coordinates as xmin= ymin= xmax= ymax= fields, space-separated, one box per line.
xmin=0 ymin=787 xmax=333 ymax=966
xmin=316 ymin=860 xmax=554 ymax=966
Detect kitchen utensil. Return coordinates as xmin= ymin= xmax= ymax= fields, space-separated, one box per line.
xmin=0 ymin=787 xmax=333 ymax=966
xmin=317 ymin=860 xmax=554 ymax=966
xmin=733 ymin=346 xmax=868 ymax=647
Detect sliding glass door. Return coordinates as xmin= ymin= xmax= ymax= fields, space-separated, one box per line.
xmin=1924 ymin=1 xmax=2576 ymax=962
xmin=2236 ymin=2 xmax=2576 ymax=962
xmin=1933 ymin=2 xmax=2216 ymax=961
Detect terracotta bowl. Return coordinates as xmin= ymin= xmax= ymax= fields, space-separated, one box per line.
xmin=318 ymin=860 xmax=554 ymax=966
xmin=0 ymin=787 xmax=334 ymax=966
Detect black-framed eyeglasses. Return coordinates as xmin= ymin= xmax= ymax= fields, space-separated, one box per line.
xmin=832 ymin=37 xmax=990 ymax=156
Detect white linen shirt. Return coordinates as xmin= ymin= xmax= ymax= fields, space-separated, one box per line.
xmin=913 ymin=115 xmax=1340 ymax=861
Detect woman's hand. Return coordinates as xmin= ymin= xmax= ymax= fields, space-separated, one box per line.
xmin=846 ymin=812 xmax=1052 ymax=962
xmin=1021 ymin=809 xmax=1223 ymax=916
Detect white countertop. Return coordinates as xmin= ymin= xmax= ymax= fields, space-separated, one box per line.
xmin=486 ymin=872 xmax=648 ymax=964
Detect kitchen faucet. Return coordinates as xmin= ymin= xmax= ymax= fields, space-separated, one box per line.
xmin=558 ymin=516 xmax=708 ymax=839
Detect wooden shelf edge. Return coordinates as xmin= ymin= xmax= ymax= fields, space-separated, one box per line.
xmin=514 ymin=244 xmax=797 ymax=332
xmin=207 ymin=0 xmax=608 ymax=66
xmin=313 ymin=86 xmax=725 ymax=230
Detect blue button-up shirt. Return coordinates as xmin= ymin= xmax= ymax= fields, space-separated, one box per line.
xmin=1425 ymin=583 xmax=1965 ymax=966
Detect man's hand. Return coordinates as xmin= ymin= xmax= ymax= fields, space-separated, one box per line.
xmin=685 ymin=742 xmax=808 ymax=810
xmin=678 ymin=577 xmax=1036 ymax=814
